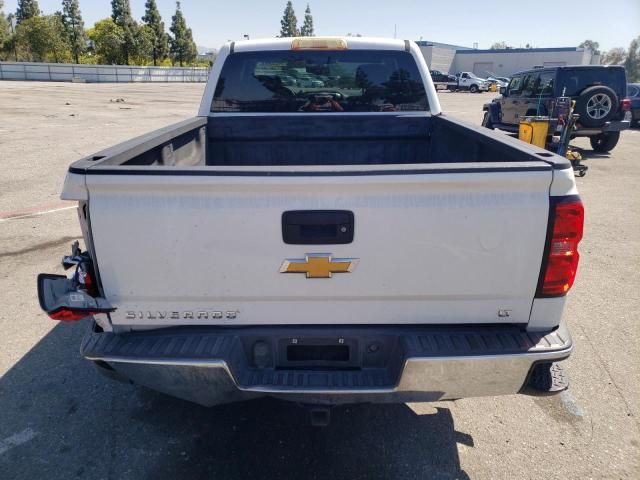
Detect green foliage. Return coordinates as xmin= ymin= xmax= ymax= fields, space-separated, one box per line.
xmin=625 ymin=36 xmax=639 ymax=83
xmin=15 ymin=14 xmax=70 ymax=62
xmin=2 ymin=12 xmax=19 ymax=61
xmin=88 ymin=17 xmax=125 ymax=65
xmin=1 ymin=1 xmax=11 ymax=57
xmin=490 ymin=41 xmax=511 ymax=49
xmin=300 ymin=3 xmax=314 ymax=37
xmin=602 ymin=47 xmax=627 ymax=65
xmin=61 ymin=0 xmax=86 ymax=64
xmin=169 ymin=2 xmax=196 ymax=66
xmin=1 ymin=0 xmax=203 ymax=67
xmin=578 ymin=40 xmax=600 ymax=55
xmin=110 ymin=0 xmax=137 ymax=64
xmin=110 ymin=0 xmax=131 ymax=26
xmin=128 ymin=22 xmax=153 ymax=66
xmin=142 ymin=0 xmax=168 ymax=66
xmin=599 ymin=36 xmax=639 ymax=82
xmin=16 ymin=0 xmax=40 ymax=24
xmin=279 ymin=1 xmax=298 ymax=37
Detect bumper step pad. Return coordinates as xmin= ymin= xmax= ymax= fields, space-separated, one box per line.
xmin=525 ymin=362 xmax=569 ymax=395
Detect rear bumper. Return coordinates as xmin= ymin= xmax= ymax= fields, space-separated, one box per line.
xmin=81 ymin=322 xmax=572 ymax=406
xmin=601 ymin=120 xmax=630 ymax=132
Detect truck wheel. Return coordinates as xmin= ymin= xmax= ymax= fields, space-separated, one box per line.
xmin=482 ymin=112 xmax=494 ymax=129
xmin=469 ymin=84 xmax=479 ymax=93
xmin=575 ymin=86 xmax=618 ymax=128
xmin=590 ymin=132 xmax=620 ymax=152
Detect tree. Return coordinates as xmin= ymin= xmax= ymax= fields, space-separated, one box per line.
xmin=279 ymin=1 xmax=298 ymax=37
xmin=15 ymin=14 xmax=70 ymax=62
xmin=16 ymin=0 xmax=40 ymax=24
xmin=300 ymin=3 xmax=314 ymax=37
xmin=61 ymin=0 xmax=86 ymax=64
xmin=110 ymin=0 xmax=131 ymax=25
xmin=169 ymin=2 xmax=196 ymax=66
xmin=625 ymin=36 xmax=639 ymax=83
xmin=602 ymin=47 xmax=627 ymax=65
xmin=1 ymin=1 xmax=10 ymax=57
xmin=4 ymin=12 xmax=18 ymax=61
xmin=110 ymin=0 xmax=138 ymax=65
xmin=490 ymin=41 xmax=511 ymax=49
xmin=142 ymin=0 xmax=168 ymax=66
xmin=578 ymin=39 xmax=600 ymax=55
xmin=87 ymin=17 xmax=125 ymax=64
xmin=129 ymin=22 xmax=153 ymax=65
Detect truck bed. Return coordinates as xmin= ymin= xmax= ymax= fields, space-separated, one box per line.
xmin=67 ymin=114 xmax=568 ymax=171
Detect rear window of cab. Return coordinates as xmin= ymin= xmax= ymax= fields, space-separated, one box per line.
xmin=211 ymin=50 xmax=428 ymax=113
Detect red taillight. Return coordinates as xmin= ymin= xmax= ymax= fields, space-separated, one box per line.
xmin=539 ymin=199 xmax=584 ymax=296
xmin=621 ymin=98 xmax=631 ymax=112
xmin=48 ymin=308 xmax=99 ymax=322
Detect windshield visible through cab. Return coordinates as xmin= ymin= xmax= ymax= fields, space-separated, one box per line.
xmin=211 ymin=50 xmax=428 ymax=113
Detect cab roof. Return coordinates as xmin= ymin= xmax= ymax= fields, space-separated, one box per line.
xmin=229 ymin=36 xmax=409 ymax=53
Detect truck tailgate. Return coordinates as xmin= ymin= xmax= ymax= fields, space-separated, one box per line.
xmin=85 ymin=163 xmax=552 ymax=327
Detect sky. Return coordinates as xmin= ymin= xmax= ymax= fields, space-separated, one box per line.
xmin=3 ymin=0 xmax=639 ymax=52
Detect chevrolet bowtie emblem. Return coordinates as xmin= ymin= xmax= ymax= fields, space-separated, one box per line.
xmin=280 ymin=253 xmax=358 ymax=278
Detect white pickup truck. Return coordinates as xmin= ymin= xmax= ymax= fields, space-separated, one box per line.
xmin=451 ymin=72 xmax=490 ymax=93
xmin=38 ymin=37 xmax=583 ymax=418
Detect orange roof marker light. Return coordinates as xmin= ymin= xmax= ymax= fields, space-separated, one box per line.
xmin=291 ymin=38 xmax=348 ymax=51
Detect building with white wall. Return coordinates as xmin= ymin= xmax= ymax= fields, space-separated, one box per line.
xmin=415 ymin=40 xmax=470 ymax=73
xmin=416 ymin=41 xmax=600 ymax=77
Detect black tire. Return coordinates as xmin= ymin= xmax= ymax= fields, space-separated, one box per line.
xmin=482 ymin=111 xmax=494 ymax=129
xmin=469 ymin=84 xmax=479 ymax=93
xmin=590 ymin=132 xmax=620 ymax=152
xmin=575 ymin=86 xmax=618 ymax=128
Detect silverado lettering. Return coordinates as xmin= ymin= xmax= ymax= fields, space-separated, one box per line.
xmin=124 ymin=311 xmax=237 ymax=320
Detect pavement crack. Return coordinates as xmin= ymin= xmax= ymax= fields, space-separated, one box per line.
xmin=578 ymin=323 xmax=640 ymax=433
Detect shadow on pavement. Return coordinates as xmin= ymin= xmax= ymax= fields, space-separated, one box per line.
xmin=0 ymin=322 xmax=472 ymax=480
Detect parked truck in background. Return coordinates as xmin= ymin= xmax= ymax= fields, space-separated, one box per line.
xmin=451 ymin=71 xmax=490 ymax=93
xmin=38 ymin=37 xmax=583 ymax=419
xmin=429 ymin=69 xmax=457 ymax=90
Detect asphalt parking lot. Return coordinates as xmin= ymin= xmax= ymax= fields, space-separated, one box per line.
xmin=0 ymin=82 xmax=638 ymax=480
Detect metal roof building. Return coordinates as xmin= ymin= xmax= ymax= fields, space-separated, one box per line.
xmin=416 ymin=41 xmax=600 ymax=77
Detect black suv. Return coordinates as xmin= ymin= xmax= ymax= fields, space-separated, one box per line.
xmin=482 ymin=65 xmax=631 ymax=152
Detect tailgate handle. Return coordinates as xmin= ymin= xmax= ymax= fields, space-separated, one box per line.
xmin=282 ymin=210 xmax=354 ymax=245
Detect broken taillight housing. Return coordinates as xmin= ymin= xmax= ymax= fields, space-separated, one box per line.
xmin=48 ymin=308 xmax=103 ymax=322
